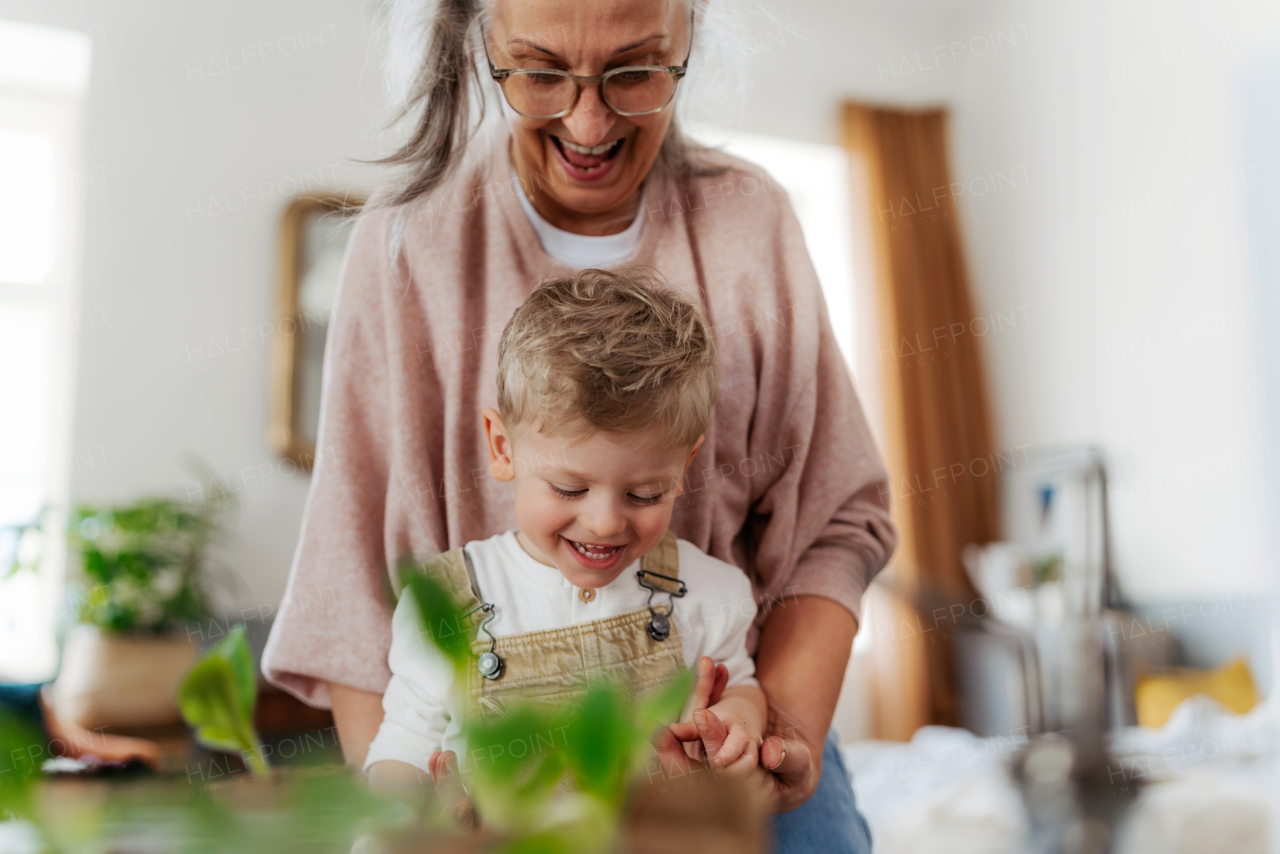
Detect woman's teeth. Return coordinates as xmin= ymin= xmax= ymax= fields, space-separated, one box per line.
xmin=560 ymin=138 xmax=620 ymax=156
xmin=571 ymin=540 xmax=621 ymax=559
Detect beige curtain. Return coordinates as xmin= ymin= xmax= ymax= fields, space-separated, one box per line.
xmin=843 ymin=103 xmax=1001 ymax=735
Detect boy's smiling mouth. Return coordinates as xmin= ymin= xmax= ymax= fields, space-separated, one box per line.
xmin=561 ymin=535 xmax=627 ymax=571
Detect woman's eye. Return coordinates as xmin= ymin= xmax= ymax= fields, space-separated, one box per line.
xmin=525 ymin=71 xmax=564 ymax=87
xmin=550 ymin=484 xmax=587 ymax=499
xmin=612 ymin=69 xmax=652 ymax=84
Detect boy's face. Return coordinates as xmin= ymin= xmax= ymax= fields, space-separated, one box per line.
xmin=483 ymin=408 xmax=704 ymax=589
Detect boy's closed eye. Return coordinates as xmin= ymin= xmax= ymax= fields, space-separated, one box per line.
xmin=547 ymin=482 xmax=665 ymax=505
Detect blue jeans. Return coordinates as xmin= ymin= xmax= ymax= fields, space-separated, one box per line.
xmin=771 ymin=730 xmax=872 ymax=854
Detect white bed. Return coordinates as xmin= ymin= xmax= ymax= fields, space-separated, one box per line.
xmin=844 ymin=696 xmax=1280 ymax=854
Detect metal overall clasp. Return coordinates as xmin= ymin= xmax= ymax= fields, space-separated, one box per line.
xmin=464 ymin=602 xmax=504 ymax=680
xmin=636 ymin=569 xmax=688 ymax=641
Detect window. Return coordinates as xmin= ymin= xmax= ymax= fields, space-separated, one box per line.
xmin=688 ymin=125 xmax=859 ymax=370
xmin=0 ymin=20 xmax=90 ymax=681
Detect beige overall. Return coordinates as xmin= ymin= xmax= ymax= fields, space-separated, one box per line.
xmin=421 ymin=531 xmax=687 ymax=716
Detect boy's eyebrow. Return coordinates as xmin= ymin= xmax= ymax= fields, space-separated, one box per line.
xmin=543 ymin=467 xmax=674 ymax=489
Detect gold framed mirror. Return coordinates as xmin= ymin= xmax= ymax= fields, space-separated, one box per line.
xmin=269 ymin=194 xmax=363 ymax=470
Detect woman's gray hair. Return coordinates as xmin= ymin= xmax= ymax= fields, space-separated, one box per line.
xmin=371 ymin=0 xmax=749 ymax=210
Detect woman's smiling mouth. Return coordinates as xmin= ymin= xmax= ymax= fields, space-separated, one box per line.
xmin=550 ymin=134 xmax=626 ymax=181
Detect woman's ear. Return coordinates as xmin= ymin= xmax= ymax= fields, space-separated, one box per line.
xmin=483 ymin=407 xmax=516 ymax=481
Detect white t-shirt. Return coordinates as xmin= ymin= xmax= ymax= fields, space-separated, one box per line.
xmin=512 ymin=170 xmax=644 ymax=268
xmin=364 ymin=530 xmax=758 ymax=774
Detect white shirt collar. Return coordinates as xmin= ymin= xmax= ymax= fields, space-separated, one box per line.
xmin=511 ymin=169 xmax=644 ymax=268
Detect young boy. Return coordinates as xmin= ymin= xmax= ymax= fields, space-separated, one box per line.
xmin=364 ymin=268 xmax=765 ymax=794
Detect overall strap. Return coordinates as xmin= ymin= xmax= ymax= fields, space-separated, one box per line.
xmin=416 ymin=547 xmax=484 ymax=612
xmin=638 ymin=530 xmax=681 ymax=593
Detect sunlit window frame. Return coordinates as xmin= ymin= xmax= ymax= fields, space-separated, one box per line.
xmin=0 ymin=20 xmax=91 ymax=681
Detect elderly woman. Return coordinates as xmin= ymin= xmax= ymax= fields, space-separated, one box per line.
xmin=263 ymin=0 xmax=895 ymax=850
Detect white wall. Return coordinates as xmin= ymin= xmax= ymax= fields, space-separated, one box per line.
xmin=725 ymin=0 xmax=1279 ymax=606
xmin=0 ymin=0 xmax=387 ymax=614
xmin=947 ymin=0 xmax=1279 ymax=602
xmin=6 ymin=0 xmax=1276 ymax=623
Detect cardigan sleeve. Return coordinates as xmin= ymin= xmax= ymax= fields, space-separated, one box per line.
xmin=261 ymin=209 xmax=400 ymax=708
xmin=742 ymin=176 xmax=898 ymax=628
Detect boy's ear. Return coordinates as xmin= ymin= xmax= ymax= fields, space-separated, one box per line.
xmin=673 ymin=435 xmax=706 ymax=496
xmin=483 ymin=407 xmax=516 ymax=481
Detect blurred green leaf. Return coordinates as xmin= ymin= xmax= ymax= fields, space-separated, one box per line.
xmin=637 ymin=669 xmax=693 ymax=735
xmin=0 ymin=706 xmax=44 ymax=820
xmin=402 ymin=568 xmax=474 ymax=674
xmin=180 ymin=789 xmax=243 ymax=854
xmin=177 ymin=625 xmax=268 ymax=776
xmin=466 ymin=704 xmax=566 ymax=780
xmin=562 ymin=685 xmax=633 ymax=801
xmin=289 ymin=767 xmax=405 ymax=846
xmin=517 ymin=750 xmax=567 ymax=800
xmin=496 ymin=830 xmax=577 ymax=854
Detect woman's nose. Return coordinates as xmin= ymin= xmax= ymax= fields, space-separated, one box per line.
xmin=561 ymin=82 xmax=615 ymax=146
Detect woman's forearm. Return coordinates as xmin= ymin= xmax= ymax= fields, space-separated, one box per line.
xmin=329 ymin=682 xmax=386 ymax=770
xmin=754 ymin=596 xmax=857 ymax=757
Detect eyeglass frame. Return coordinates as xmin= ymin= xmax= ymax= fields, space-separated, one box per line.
xmin=481 ymin=10 xmax=696 ymax=120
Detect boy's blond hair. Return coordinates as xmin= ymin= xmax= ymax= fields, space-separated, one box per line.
xmin=496 ymin=267 xmax=718 ymax=449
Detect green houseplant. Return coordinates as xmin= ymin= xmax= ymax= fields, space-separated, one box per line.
xmin=53 ymin=495 xmax=229 ymax=732
xmin=66 ymin=498 xmax=220 ymax=633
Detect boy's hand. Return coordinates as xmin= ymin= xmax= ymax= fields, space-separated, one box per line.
xmin=665 ymin=657 xmax=728 ymax=761
xmin=655 ymin=657 xmax=765 ymax=776
xmin=694 ymin=705 xmax=761 ymax=774
xmin=653 ymin=656 xmax=724 ymax=771
xmin=689 ymin=656 xmax=730 ymax=713
xmin=427 ymin=750 xmax=475 ymax=828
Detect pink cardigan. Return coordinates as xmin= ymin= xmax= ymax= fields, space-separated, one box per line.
xmin=262 ymin=130 xmax=896 ymax=707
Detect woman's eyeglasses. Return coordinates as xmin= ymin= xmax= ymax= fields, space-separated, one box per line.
xmin=483 ymin=14 xmax=694 ymax=120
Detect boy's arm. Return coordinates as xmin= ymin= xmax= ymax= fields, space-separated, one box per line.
xmin=368 ymin=753 xmax=475 ymax=827
xmin=367 ymin=758 xmax=429 ymax=790
xmin=362 ymin=593 xmax=455 ymax=778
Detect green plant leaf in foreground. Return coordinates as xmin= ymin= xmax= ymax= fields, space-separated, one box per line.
xmin=0 ymin=707 xmax=45 ymax=820
xmin=402 ymin=568 xmax=474 ymax=675
xmin=402 ymin=562 xmax=706 ymax=849
xmin=176 ymin=625 xmax=269 ymax=776
xmin=636 ymin=669 xmax=694 ymax=737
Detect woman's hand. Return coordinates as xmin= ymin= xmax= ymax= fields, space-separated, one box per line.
xmin=660 ymin=707 xmax=820 ymax=811
xmin=39 ymin=688 xmax=162 ymax=770
xmin=753 ymin=596 xmax=857 ymax=812
xmin=758 ymin=729 xmax=821 ymax=813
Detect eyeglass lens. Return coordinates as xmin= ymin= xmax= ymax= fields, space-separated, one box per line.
xmin=503 ymin=68 xmax=678 ymax=118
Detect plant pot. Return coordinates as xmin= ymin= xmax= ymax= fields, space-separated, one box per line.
xmin=53 ymin=625 xmax=198 ymax=731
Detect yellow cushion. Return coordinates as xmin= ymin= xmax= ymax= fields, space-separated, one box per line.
xmin=1135 ymin=657 xmax=1260 ymax=729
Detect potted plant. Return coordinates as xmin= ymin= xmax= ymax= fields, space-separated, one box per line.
xmin=52 ymin=496 xmax=227 ymax=731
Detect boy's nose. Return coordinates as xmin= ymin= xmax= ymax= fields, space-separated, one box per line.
xmin=580 ymin=500 xmax=626 ymax=539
